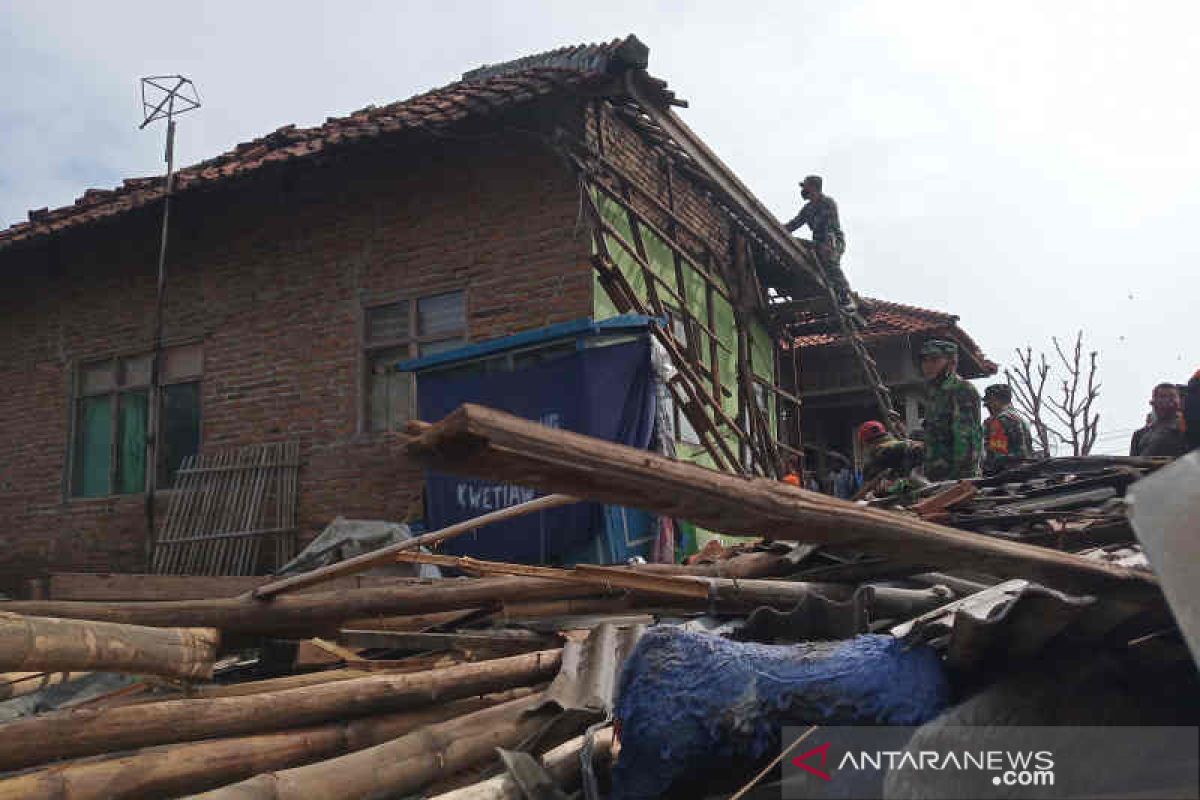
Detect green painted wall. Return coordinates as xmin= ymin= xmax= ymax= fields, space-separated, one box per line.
xmin=591 ymin=192 xmax=777 ymax=551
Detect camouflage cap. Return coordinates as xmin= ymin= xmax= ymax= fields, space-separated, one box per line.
xmin=984 ymin=383 xmax=1012 ymax=402
xmin=919 ymin=339 xmax=958 ymax=358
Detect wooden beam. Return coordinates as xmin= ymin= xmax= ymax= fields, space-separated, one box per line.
xmin=404 ymin=405 xmax=1164 ymax=603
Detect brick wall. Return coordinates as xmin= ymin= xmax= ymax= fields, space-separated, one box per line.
xmin=586 ymin=100 xmax=736 ymax=275
xmin=0 ymin=131 xmax=592 ymax=593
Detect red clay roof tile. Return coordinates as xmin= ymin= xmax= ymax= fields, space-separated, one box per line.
xmin=1 ymin=37 xmax=658 ymax=251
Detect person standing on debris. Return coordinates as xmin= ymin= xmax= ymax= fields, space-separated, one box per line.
xmin=919 ymin=339 xmax=982 ymax=480
xmin=785 ymin=175 xmax=854 ymax=310
xmin=981 ymin=384 xmax=1034 ymax=475
xmin=1130 ymin=383 xmax=1189 ymax=457
xmin=858 ymin=420 xmax=924 ymax=483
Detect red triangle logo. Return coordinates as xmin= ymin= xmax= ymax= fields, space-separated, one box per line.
xmin=791 ymin=741 xmax=833 ymax=781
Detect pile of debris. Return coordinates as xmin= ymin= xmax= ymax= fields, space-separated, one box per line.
xmin=0 ymin=405 xmax=1195 ymax=799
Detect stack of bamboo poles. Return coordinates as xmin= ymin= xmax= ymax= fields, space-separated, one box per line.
xmin=0 ymin=489 xmax=736 ymax=798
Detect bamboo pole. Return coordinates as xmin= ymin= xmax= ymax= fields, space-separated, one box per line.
xmin=393 ymin=552 xmax=845 ymax=609
xmin=252 ymin=493 xmax=579 ymax=599
xmin=429 ymin=728 xmax=615 ymax=800
xmin=0 ymin=612 xmax=218 ymax=680
xmin=186 ymin=693 xmax=550 ymax=800
xmin=0 ymin=688 xmax=537 ymax=800
xmin=1 ymin=576 xmax=617 ymax=635
xmin=0 ymin=648 xmax=561 ymax=773
xmin=404 ymin=404 xmax=1164 ymax=603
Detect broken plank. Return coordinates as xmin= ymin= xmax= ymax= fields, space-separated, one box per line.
xmin=338 ymin=629 xmax=554 ymax=653
xmin=912 ymin=481 xmax=979 ymax=520
xmin=404 ymin=404 xmax=1162 ymax=603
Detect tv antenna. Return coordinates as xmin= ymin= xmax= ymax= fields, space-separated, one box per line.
xmin=139 ymin=75 xmax=200 ymax=563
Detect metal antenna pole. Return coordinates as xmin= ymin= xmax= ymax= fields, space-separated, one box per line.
xmin=139 ymin=75 xmax=200 ymax=568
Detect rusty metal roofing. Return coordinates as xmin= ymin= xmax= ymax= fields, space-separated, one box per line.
xmin=0 ymin=37 xmax=661 ymax=253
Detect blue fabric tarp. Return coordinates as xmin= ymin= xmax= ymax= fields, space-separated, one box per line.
xmin=611 ymin=627 xmax=951 ymax=799
xmin=418 ymin=336 xmax=656 ymax=564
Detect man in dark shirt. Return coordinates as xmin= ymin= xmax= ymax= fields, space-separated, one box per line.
xmin=785 ymin=175 xmax=852 ymax=309
xmin=1130 ymin=383 xmax=1189 ymax=458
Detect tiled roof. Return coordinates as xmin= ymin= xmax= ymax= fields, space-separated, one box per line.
xmin=792 ymin=298 xmax=958 ymax=347
xmin=793 ymin=298 xmax=997 ymax=375
xmin=0 ymin=36 xmax=657 ymax=252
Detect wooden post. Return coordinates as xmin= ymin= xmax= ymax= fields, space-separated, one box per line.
xmin=0 ymin=612 xmax=217 ymax=680
xmin=0 ymin=648 xmax=561 ymax=773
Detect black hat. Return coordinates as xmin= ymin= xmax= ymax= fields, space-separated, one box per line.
xmin=984 ymin=384 xmax=1012 ymax=402
xmin=799 ymin=175 xmax=823 ymax=191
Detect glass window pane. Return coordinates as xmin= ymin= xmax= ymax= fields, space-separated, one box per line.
xmin=418 ymin=338 xmax=465 ymax=358
xmin=418 ymin=292 xmax=465 ymax=337
xmin=164 ymin=344 xmax=203 ymax=381
xmin=117 ymin=391 xmax=148 ymax=494
xmin=80 ymin=361 xmax=115 ymax=395
xmin=160 ymin=382 xmax=201 ymax=488
xmin=73 ymin=395 xmax=111 ymax=497
xmin=122 ymin=355 xmax=153 ymax=388
xmin=366 ymin=302 xmax=410 ymax=344
xmin=368 ymin=348 xmax=411 ymax=432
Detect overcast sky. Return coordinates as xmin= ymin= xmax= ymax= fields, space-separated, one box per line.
xmin=3 ymin=1 xmax=1196 ymax=454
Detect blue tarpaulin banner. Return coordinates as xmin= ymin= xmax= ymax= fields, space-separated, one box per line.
xmin=417 ymin=336 xmax=656 ymax=564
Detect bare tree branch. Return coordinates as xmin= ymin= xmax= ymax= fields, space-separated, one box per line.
xmin=1004 ymin=332 xmax=1101 ymax=456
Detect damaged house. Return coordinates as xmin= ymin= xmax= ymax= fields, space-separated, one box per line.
xmin=0 ymin=36 xmax=864 ymax=587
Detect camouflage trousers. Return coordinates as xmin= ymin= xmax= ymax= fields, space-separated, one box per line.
xmin=816 ymin=233 xmax=849 ymax=294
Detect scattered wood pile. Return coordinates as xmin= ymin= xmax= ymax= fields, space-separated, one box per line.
xmin=0 ymin=405 xmax=1192 ymax=799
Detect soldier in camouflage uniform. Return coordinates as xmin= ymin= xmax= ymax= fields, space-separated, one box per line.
xmin=919 ymin=339 xmax=982 ymax=481
xmin=859 ymin=422 xmax=921 ymax=496
xmin=981 ymin=383 xmax=1034 ymax=475
xmin=785 ymin=175 xmax=853 ymax=309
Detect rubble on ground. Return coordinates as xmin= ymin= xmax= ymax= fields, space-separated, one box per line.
xmin=0 ymin=407 xmax=1195 ymax=799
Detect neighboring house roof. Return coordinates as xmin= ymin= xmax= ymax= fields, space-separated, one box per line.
xmin=0 ymin=36 xmax=664 ymax=252
xmin=792 ymin=298 xmax=997 ymax=378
